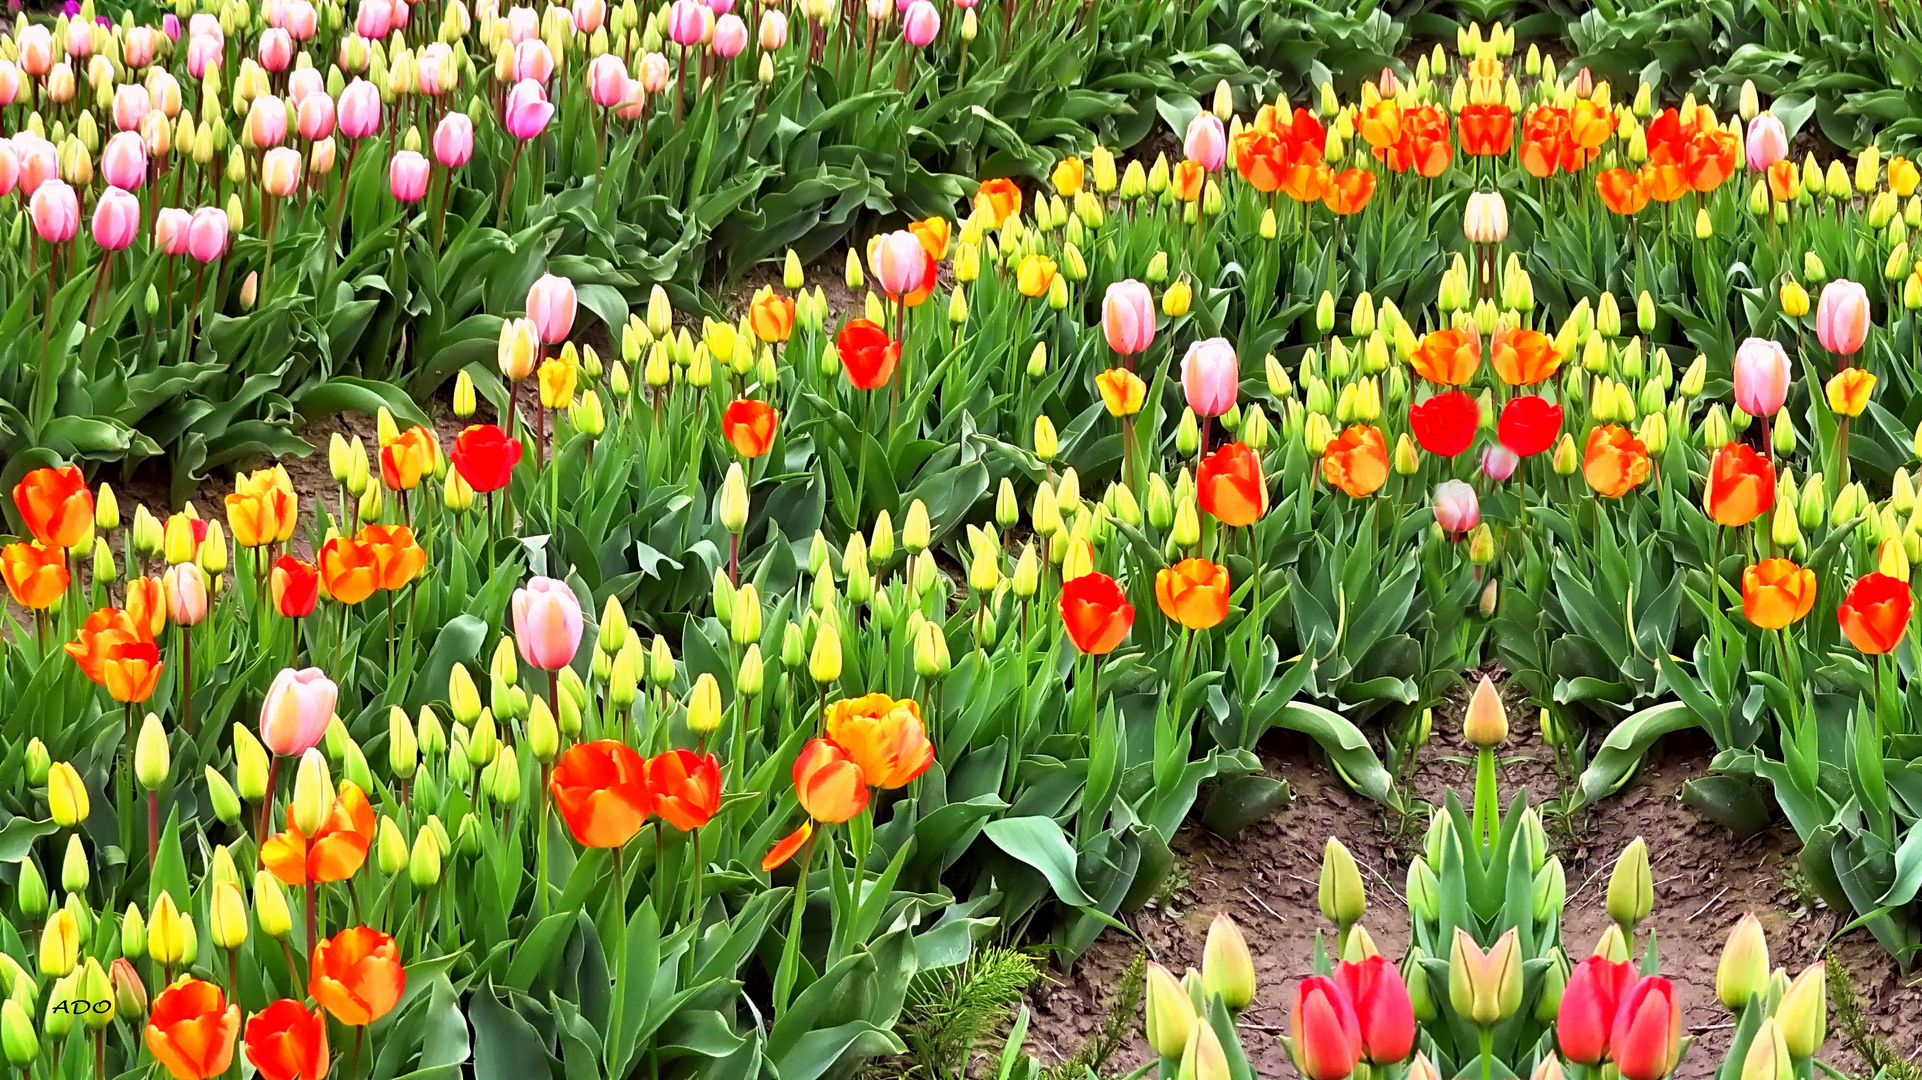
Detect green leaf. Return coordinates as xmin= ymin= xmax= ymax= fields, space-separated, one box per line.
xmin=982 ymin=816 xmax=1095 ymax=907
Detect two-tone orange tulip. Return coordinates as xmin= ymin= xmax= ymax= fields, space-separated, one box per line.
xmin=308 ymin=927 xmax=405 ymax=1026
xmin=793 ymin=737 xmax=869 ymax=823
xmin=66 ymin=607 xmax=149 ymax=684
xmin=1595 ymin=169 xmax=1650 ymax=215
xmin=1322 ymin=168 xmax=1377 ymax=214
xmin=260 ymin=783 xmax=378 ymax=885
xmin=549 ymin=739 xmax=652 ymax=847
xmin=749 ymin=287 xmax=796 ymax=343
xmin=1838 ymin=573 xmax=1912 ymax=655
xmin=126 ymin=575 xmax=168 ymax=636
xmin=1704 ymin=443 xmax=1774 ymax=527
xmin=145 ymin=978 xmax=240 ymax=1080
xmin=908 ymin=216 xmax=951 ymax=261
xmin=379 ymin=426 xmax=438 ymax=491
xmin=358 ymin=525 xmax=426 ymax=591
xmin=722 ymin=399 xmax=779 ymax=458
xmin=318 ymin=536 xmax=380 ymax=605
xmin=1742 ymin=560 xmax=1817 ymax=630
xmin=104 ymin=640 xmax=164 ymax=703
xmin=243 ymin=999 xmax=328 ymax=1080
xmin=1155 ymin=558 xmax=1231 ymax=630
xmin=973 ymin=178 xmax=1021 ymax=229
xmin=823 ymin=694 xmax=934 ymax=789
xmin=1196 ymin=442 xmax=1268 ymax=526
xmin=13 ymin=465 xmax=93 ymax=548
xmin=1491 ymin=326 xmax=1559 ymax=385
xmin=1322 ymin=425 xmax=1390 ymax=498
xmin=2 ymin=541 xmax=69 ymax=609
xmin=645 ymin=750 xmax=721 ymax=831
xmin=1411 ymin=328 xmax=1480 ymax=385
xmin=232 ymin=467 xmax=300 ymax=545
xmin=1583 ymin=425 xmax=1652 ymax=498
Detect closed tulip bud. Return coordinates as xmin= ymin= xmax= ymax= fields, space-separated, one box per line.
xmin=146 ymin=891 xmax=189 ymax=965
xmin=684 ymin=672 xmax=723 ymax=734
xmin=1199 ymin=913 xmax=1255 ymax=1010
xmin=128 ymin=711 xmax=170 ymax=790
xmin=289 ymin=748 xmax=332 ymax=835
xmin=1143 ymin=962 xmax=1195 ymax=1060
xmin=1606 ymin=836 xmax=1653 ymax=931
xmin=210 ymin=879 xmax=248 ymax=949
xmin=71 ymin=959 xmax=112 ymax=1029
xmin=1535 ymin=951 xmax=1569 ymax=1024
xmin=243 ymin=871 xmax=289 ymax=940
xmin=108 ymin=958 xmax=145 ymax=1020
xmin=1162 ymin=280 xmax=1192 ymax=317
xmin=1776 ymin=963 xmax=1826 ymax=1058
xmin=1799 ymin=472 xmax=1827 ymax=528
xmin=1319 ymin=838 xmax=1366 ymax=927
xmin=1717 ymin=913 xmax=1771 ymax=1008
xmin=808 ymin=621 xmax=842 ymax=683
xmin=913 ymin=620 xmax=950 ymax=678
xmin=1 ymin=1000 xmax=36 ymax=1066
xmin=406 ymin=823 xmax=443 ymax=887
xmin=47 ymin=762 xmax=89 ymax=827
xmin=59 ymin=834 xmax=86 ymax=894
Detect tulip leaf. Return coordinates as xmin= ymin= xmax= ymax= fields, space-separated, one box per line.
xmin=0 ymin=817 xmax=55 ymax=863
xmin=1577 ymin=701 xmax=1700 ymax=806
xmin=982 ymin=816 xmax=1096 ymax=908
xmin=469 ymin=982 xmax=557 ymax=1080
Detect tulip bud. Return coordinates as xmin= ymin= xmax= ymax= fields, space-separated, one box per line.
xmin=134 ymin=712 xmax=170 ymax=791
xmin=290 ymin=748 xmax=332 ymax=835
xmin=1776 ymin=963 xmax=1826 ymax=1058
xmin=1447 ymin=927 xmax=1522 ymax=1027
xmin=1201 ymin=913 xmax=1255 ymax=1010
xmin=1 ymin=1001 xmax=36 ymax=1066
xmin=1606 ymin=837 xmax=1654 ymax=931
xmin=410 ymin=824 xmax=443 ymax=886
xmin=1143 ymin=962 xmax=1196 ymax=1060
xmin=254 ymin=870 xmax=293 ymax=938
xmin=59 ymin=834 xmax=87 ymax=894
xmin=47 ymin=762 xmax=89 ymax=827
xmin=1717 ymin=912 xmax=1771 ymax=1009
xmin=1319 ymin=838 xmax=1366 ymax=928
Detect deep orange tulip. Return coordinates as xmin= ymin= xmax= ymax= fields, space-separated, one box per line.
xmin=243 ymin=999 xmax=329 ymax=1080
xmin=2 ymin=541 xmax=69 ymax=609
xmin=308 ymin=927 xmax=405 ymax=1026
xmin=1232 ymin=128 xmax=1287 ymax=192
xmin=909 ymin=216 xmax=951 ymax=261
xmin=260 ymin=784 xmax=378 ymax=885
xmin=1704 ymin=443 xmax=1775 ymax=527
xmin=645 ymin=750 xmax=722 ymax=831
xmin=973 ymin=178 xmax=1022 ymax=228
xmin=1171 ymin=160 xmax=1205 ymax=202
xmin=379 ymin=426 xmax=438 ymax=492
xmin=126 ymin=575 xmax=168 ymax=636
xmin=317 ymin=536 xmax=380 ymax=606
xmin=1491 ymin=326 xmax=1560 ymax=385
xmin=1582 ymin=425 xmax=1652 ymax=498
xmin=549 ymin=739 xmax=652 ymax=847
xmin=66 ymin=607 xmax=149 ymax=684
xmin=1322 ymin=425 xmax=1390 ymax=497
xmin=1595 ymin=169 xmax=1650 ymax=215
xmin=13 ymin=465 xmax=92 ymax=548
xmin=357 ymin=525 xmax=426 ymax=591
xmin=1322 ymin=169 xmax=1376 ymax=215
xmin=722 ymin=399 xmax=779 ymax=458
xmin=793 ymin=737 xmax=869 ymax=823
xmin=824 ymin=694 xmax=934 ymax=789
xmin=1282 ymin=162 xmax=1330 ymax=203
xmin=1639 ymin=163 xmax=1690 ymax=204
xmin=1155 ymin=558 xmax=1231 ymax=630
xmin=145 ymin=978 xmax=240 ymax=1080
xmin=762 ymin=821 xmax=813 ymax=871
xmin=1196 ymin=442 xmax=1268 ymax=526
xmin=1411 ymin=327 xmax=1480 ymax=385
xmin=1742 ymin=559 xmax=1817 ymax=630
xmin=1838 ymin=573 xmax=1912 ymax=655
xmin=837 ymin=319 xmax=901 ymax=391
xmin=1458 ymin=103 xmax=1513 ymax=156
xmin=1059 ymin=571 xmax=1134 ymax=655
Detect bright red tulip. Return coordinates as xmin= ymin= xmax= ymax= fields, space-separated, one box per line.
xmin=1610 ymin=976 xmax=1681 ymax=1080
xmin=1557 ymin=955 xmax=1635 ymax=1065
xmin=1290 ymin=975 xmax=1362 ymax=1080
xmin=1408 ymin=391 xmax=1479 ymax=457
xmin=1333 ymin=956 xmax=1414 ymax=1064
xmin=1059 ymin=572 xmax=1134 ymax=655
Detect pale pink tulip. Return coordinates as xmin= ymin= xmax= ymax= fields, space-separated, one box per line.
xmin=112 ymin=83 xmax=150 ymax=132
xmin=185 ymin=34 xmax=222 ymax=78
xmin=434 ymin=113 xmax=474 ymax=167
xmin=667 ymin=0 xmax=710 ymax=44
xmin=1184 ymin=113 xmax=1226 ymax=171
xmin=588 ymin=54 xmax=627 ymax=107
xmin=338 ymin=78 xmax=382 ymax=138
xmin=1432 ymin=480 xmax=1479 ymax=535
xmin=505 ymin=5 xmax=540 ymax=41
xmin=712 ymin=13 xmax=747 ymax=57
xmin=100 ymin=131 xmax=146 ymax=190
xmin=285 ymin=0 xmax=318 ymax=38
xmin=1180 ymin=337 xmax=1238 ymax=417
xmin=91 ymin=186 xmax=139 ymax=250
xmin=16 ymin=25 xmax=53 ymax=76
xmin=259 ymin=667 xmax=339 ymax=756
xmin=389 ymin=150 xmax=430 ymax=202
xmin=869 ymin=229 xmax=931 ymax=298
xmin=902 ymin=0 xmax=938 ymax=46
xmin=247 ymin=94 xmax=288 ymax=148
xmin=758 ymin=10 xmax=787 ymax=49
xmin=526 ymin=273 xmax=577 ymax=343
xmin=122 ymin=29 xmax=157 ymax=68
xmin=355 ymin=0 xmax=392 ymax=38
xmin=1746 ymin=115 xmax=1787 ymax=171
xmin=258 ymin=27 xmax=293 ymax=72
xmin=1732 ymin=338 xmax=1790 ymax=417
xmin=503 ymin=79 xmax=554 ymax=139
xmin=571 ymin=0 xmax=606 ymax=32
xmin=514 ymin=39 xmax=555 ymax=83
xmin=186 ymin=206 xmax=229 ymax=262
xmin=15 ymin=136 xmax=57 ymax=197
xmin=261 ymin=147 xmax=303 ymax=197
xmin=1102 ymin=279 xmax=1154 ymax=357
xmin=154 ymin=207 xmax=191 ymax=254
xmin=296 ymin=92 xmax=336 ymax=140
xmin=1816 ymin=280 xmax=1870 ymax=357
xmin=512 ymin=576 xmax=584 ymax=671
xmin=29 ymin=180 xmax=78 ymax=243
xmin=288 ymin=67 xmax=325 ymax=105
xmin=164 ymin=563 xmax=209 ymax=626
xmin=1481 ymin=444 xmax=1519 ymax=481
xmin=0 ymin=142 xmax=18 ymax=197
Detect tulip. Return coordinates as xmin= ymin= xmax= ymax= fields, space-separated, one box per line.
xmin=1323 ymin=425 xmax=1391 ymax=497
xmin=1290 ymin=976 xmax=1361 ymax=1080
xmin=1447 ymin=927 xmax=1521 ymax=1026
xmin=1184 ymin=113 xmax=1226 ymax=171
xmin=1824 ymin=367 xmax=1875 ymax=417
xmin=1732 ymin=338 xmax=1790 ymax=417
xmin=163 ymin=563 xmax=208 ymax=626
xmin=549 ymin=739 xmax=650 ymax=846
xmin=1742 ymin=559 xmax=1816 ymax=629
xmin=1463 ymin=190 xmax=1508 ymax=243
xmin=837 ymin=318 xmax=900 ymax=389
xmin=1611 ymin=976 xmax=1681 ymax=1080
xmin=1776 ymin=963 xmax=1826 ymax=1059
xmin=1432 ymin=480 xmax=1479 ymax=535
xmin=261 ymin=782 xmax=376 ymax=884
xmin=1202 ymin=913 xmax=1256 ymax=1010
xmin=870 ymin=229 xmax=932 ymax=299
xmin=101 ymin=130 xmax=147 ymax=189
xmin=1059 ymin=571 xmax=1134 ymax=654
xmin=1155 ymin=558 xmax=1231 ymax=629
xmin=525 ymin=273 xmax=577 ymax=345
xmin=3 ymin=542 xmax=69 ymax=610
xmin=824 ymin=694 xmax=935 ymax=788
xmin=186 ymin=207 xmax=229 ymax=263
xmin=1143 ymin=962 xmax=1196 ymax=1059
xmin=512 ymin=576 xmax=584 ymax=671
xmin=667 ymin=0 xmax=711 ymax=43
xmin=1319 ymin=838 xmax=1365 ymax=926
xmin=1838 ymin=572 xmax=1911 ymax=655
xmin=1583 ymin=424 xmax=1651 ymax=497
xmin=243 ymin=1000 xmax=327 ymax=1080
xmin=260 ymin=148 xmax=303 ymax=199
xmin=1815 ymin=279 xmax=1870 ymax=356
xmin=902 ymin=0 xmax=938 ymax=45
xmin=1717 ymin=913 xmax=1770 ymax=1009
xmin=759 ymin=10 xmax=788 ymax=49
xmin=587 ymin=54 xmax=628 ymax=107
xmin=259 ymin=668 xmax=338 ymax=757
xmin=793 ymin=737 xmax=869 ymax=822
xmin=1336 ymin=955 xmax=1415 ymax=1063
xmin=713 ymin=13 xmax=748 ymax=55
xmin=388 ymin=150 xmax=430 ymax=202
xmin=1102 ymin=279 xmax=1156 ymax=358
xmin=1181 ymin=338 xmax=1238 ymax=417
xmin=1704 ymin=442 xmax=1775 ymax=527
xmin=1747 ymin=114 xmax=1788 ymax=170
xmin=145 ymin=979 xmax=240 ymax=1080
xmin=30 ymin=180 xmax=79 ymax=243
xmin=47 ymin=761 xmax=90 ymax=826
xmin=647 ymin=750 xmax=722 ymax=830
xmin=1558 ymin=954 xmax=1635 ymax=1063
xmin=309 ymin=927 xmax=404 ymax=1026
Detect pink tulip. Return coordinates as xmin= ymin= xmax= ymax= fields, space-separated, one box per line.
xmin=706 ymin=0 xmax=734 ymax=15
xmin=512 ymin=576 xmax=584 ymax=671
xmin=870 ymin=229 xmax=932 ymax=299
xmin=1180 ymin=337 xmax=1238 ymax=417
xmin=261 ymin=147 xmax=303 ymax=197
xmin=164 ymin=563 xmax=209 ymax=626
xmin=62 ymin=18 xmax=91 ymax=58
xmin=515 ymin=39 xmax=555 ymax=83
xmin=902 ymin=0 xmax=938 ymax=45
xmin=1184 ymin=113 xmax=1226 ymax=171
xmin=1732 ymin=337 xmax=1790 ymax=417
xmin=285 ymin=0 xmax=318 ymax=38
xmin=162 ymin=13 xmax=181 ymax=39
xmin=712 ymin=13 xmax=747 ymax=57
xmin=258 ymin=27 xmax=293 ymax=72
xmin=247 ymin=94 xmax=288 ymax=148
xmin=0 ymin=62 xmax=18 ymax=107
xmin=185 ymin=34 xmax=222 ymax=78
xmin=186 ymin=206 xmax=229 ymax=262
xmin=571 ymin=0 xmax=606 ymax=32
xmin=296 ymin=92 xmax=336 ymax=140
xmin=355 ymin=0 xmax=392 ymax=38
xmin=29 ymin=180 xmax=78 ymax=243
xmin=526 ymin=273 xmax=577 ymax=344
xmin=154 ymin=207 xmax=191 ymax=254
xmin=588 ymin=54 xmax=628 ymax=107
xmin=1101 ymin=279 xmax=1155 ymax=357
xmin=15 ymin=136 xmax=57 ymax=196
xmin=112 ymin=83 xmax=150 ymax=131
xmin=288 ymin=67 xmax=324 ymax=105
xmin=16 ymin=26 xmax=53 ymax=76
xmin=505 ymin=6 xmax=539 ymax=41
xmin=338 ymin=78 xmax=383 ymax=138
xmin=388 ymin=150 xmax=430 ymax=202
xmin=636 ymin=52 xmax=670 ymax=93
xmin=92 ymin=187 xmax=140 ymax=250
xmin=259 ymin=667 xmax=339 ymax=757
xmin=1816 ymin=280 xmax=1870 ymax=356
xmin=0 ymin=142 xmax=18 ymax=197
xmin=1746 ymin=115 xmax=1787 ymax=172
xmin=188 ymin=13 xmax=223 ymax=43
xmin=122 ymin=29 xmax=156 ymax=68
xmin=100 ymin=131 xmax=146 ymax=190
xmin=503 ymin=79 xmax=554 ymax=139
xmin=434 ymin=113 xmax=474 ymax=167
xmin=1432 ymin=480 xmax=1479 ymax=535
xmin=417 ymin=43 xmax=453 ymax=95
xmin=667 ymin=0 xmax=710 ymax=44
xmin=617 ymin=79 xmax=648 ymax=120
xmin=391 ymin=0 xmax=411 ymax=30
xmin=758 ymin=10 xmax=787 ymax=48
xmin=1481 ymin=444 xmax=1519 ymax=481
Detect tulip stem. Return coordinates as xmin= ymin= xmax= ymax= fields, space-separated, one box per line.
xmin=304 ymin=880 xmax=318 ymax=980
xmin=773 ymin=828 xmax=819 ymax=1015
xmin=181 ymin=628 xmax=194 ymax=734
xmin=147 ymin=790 xmax=160 ymax=868
xmin=1477 ymin=1027 xmax=1494 ymax=1080
xmin=537 ymin=767 xmax=552 ymax=920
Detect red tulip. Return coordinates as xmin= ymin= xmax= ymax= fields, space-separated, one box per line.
xmin=451 ymin=424 xmax=524 ymax=493
xmin=1408 ymin=391 xmax=1479 ymax=457
xmin=1333 ymin=956 xmax=1414 ymax=1064
xmin=1610 ymin=976 xmax=1681 ymax=1080
xmin=1059 ymin=572 xmax=1134 ymax=655
xmin=1838 ymin=572 xmax=1912 ymax=656
xmin=1289 ymin=975 xmax=1361 ymax=1080
xmin=1557 ymin=955 xmax=1635 ymax=1065
xmin=836 ymin=318 xmax=900 ymax=391
xmin=1497 ymin=395 xmax=1563 ymax=457
xmin=645 ymin=749 xmax=721 ymax=831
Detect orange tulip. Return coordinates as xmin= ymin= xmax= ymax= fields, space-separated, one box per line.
xmin=1742 ymin=559 xmax=1816 ymax=630
xmin=823 ymin=694 xmax=934 ymax=789
xmin=1491 ymin=326 xmax=1560 ymax=385
xmin=13 ymin=465 xmax=93 ymax=548
xmin=379 ymin=426 xmax=438 ymax=491
xmin=1595 ymin=169 xmax=1650 ymax=215
xmin=1281 ymin=162 xmax=1330 ymax=203
xmin=317 ymin=536 xmax=380 ymax=605
xmin=1411 ymin=327 xmax=1481 ymax=385
xmin=243 ymin=999 xmax=329 ymax=1080
xmin=1569 ymin=100 xmax=1617 ymax=149
xmin=1155 ymin=558 xmax=1231 ymax=630
xmin=793 ymin=737 xmax=869 ymax=823
xmin=1639 ymin=163 xmax=1690 ymax=204
xmin=1358 ymin=101 xmax=1401 ymax=149
xmin=308 ymin=926 xmax=405 ymax=1026
xmin=1582 ymin=425 xmax=1651 ymax=498
xmin=1095 ymin=368 xmax=1147 ymax=417
xmin=721 ymin=398 xmax=780 ymax=457
xmin=909 ymin=216 xmax=951 ymax=261
xmin=1196 ymin=442 xmax=1268 ymax=526
xmin=234 ymin=467 xmax=300 ymax=544
xmin=1232 ymin=128 xmax=1287 ymax=193
xmin=145 ymin=978 xmax=240 ymax=1080
xmin=66 ymin=607 xmax=149 ymax=684
xmin=357 ymin=525 xmax=426 ymax=591
xmin=762 ymin=821 xmax=814 ymax=871
xmin=1171 ymin=160 xmax=1205 ymax=202
xmin=1322 ymin=168 xmax=1376 ymax=215
xmin=126 ymin=575 xmax=168 ymax=636
xmin=749 ymin=287 xmax=796 ymax=343
xmin=1704 ymin=443 xmax=1774 ymax=527
xmin=645 ymin=750 xmax=721 ymax=831
xmin=104 ymin=640 xmax=164 ymax=703
xmin=2 ymin=541 xmax=69 ymax=609
xmin=1766 ymin=160 xmax=1798 ymax=203
xmin=549 ymin=739 xmax=652 ymax=848
xmin=1059 ymin=571 xmax=1135 ymax=655
xmin=260 ymin=783 xmax=378 ymax=885
xmin=1839 ymin=573 xmax=1912 ymax=655
xmin=1322 ymin=424 xmax=1390 ymax=497
xmin=973 ymin=178 xmax=1022 ymax=229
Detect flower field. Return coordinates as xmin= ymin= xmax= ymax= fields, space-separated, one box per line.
xmin=3 ymin=1 xmax=1922 ymax=1079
